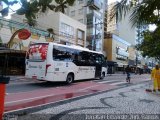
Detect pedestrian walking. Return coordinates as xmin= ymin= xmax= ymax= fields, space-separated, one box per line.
xmin=151 ymin=65 xmax=160 ymax=92
xmin=125 ymin=65 xmax=131 ymax=83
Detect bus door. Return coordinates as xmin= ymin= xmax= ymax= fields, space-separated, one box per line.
xmin=25 ymin=43 xmax=49 ymax=79
xmin=95 ymin=63 xmax=102 ymax=78
xmin=94 ymin=54 xmax=102 ymax=78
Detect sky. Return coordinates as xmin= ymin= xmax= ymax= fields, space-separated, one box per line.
xmin=108 ymin=0 xmax=121 ymax=4
xmin=108 ymin=0 xmax=116 ymax=4
xmin=0 ymin=0 xmax=21 ymax=19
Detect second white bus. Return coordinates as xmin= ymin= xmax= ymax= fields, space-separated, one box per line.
xmin=25 ymin=42 xmax=107 ymax=84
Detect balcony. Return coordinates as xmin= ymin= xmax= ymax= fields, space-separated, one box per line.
xmin=87 ymin=0 xmax=101 ymax=10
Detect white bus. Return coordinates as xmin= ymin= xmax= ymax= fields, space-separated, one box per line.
xmin=25 ymin=42 xmax=107 ymax=84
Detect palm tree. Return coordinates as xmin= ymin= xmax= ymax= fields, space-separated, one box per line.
xmin=111 ymin=0 xmax=160 ymax=59
xmin=37 ymin=0 xmax=55 ymax=12
xmin=0 ymin=0 xmax=76 ymax=26
xmin=111 ymin=0 xmax=160 ymax=27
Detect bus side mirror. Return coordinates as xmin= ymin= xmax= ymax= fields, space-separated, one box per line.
xmin=0 ymin=76 xmax=10 ymax=84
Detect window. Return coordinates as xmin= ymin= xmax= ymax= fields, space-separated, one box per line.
xmin=53 ymin=45 xmax=105 ymax=66
xmin=87 ymin=17 xmax=93 ymax=26
xmin=28 ymin=43 xmax=49 ymax=60
xmin=78 ymin=19 xmax=83 ymax=23
xmin=71 ymin=10 xmax=75 ymax=16
xmin=53 ymin=46 xmax=73 ymax=61
xmin=78 ymin=8 xmax=83 ymax=14
xmin=60 ymin=22 xmax=74 ymax=38
xmin=78 ymin=0 xmax=83 ymax=4
xmin=77 ymin=29 xmax=84 ymax=40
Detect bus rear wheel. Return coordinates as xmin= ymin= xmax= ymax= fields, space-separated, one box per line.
xmin=66 ymin=73 xmax=74 ymax=84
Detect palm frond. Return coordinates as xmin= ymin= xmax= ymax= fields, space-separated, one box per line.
xmin=66 ymin=0 xmax=74 ymax=6
xmin=114 ymin=0 xmax=160 ymax=27
xmin=38 ymin=0 xmax=55 ymax=12
xmin=55 ymin=0 xmax=75 ymax=13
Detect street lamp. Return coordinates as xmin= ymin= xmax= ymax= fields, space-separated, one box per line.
xmin=92 ymin=22 xmax=103 ymax=51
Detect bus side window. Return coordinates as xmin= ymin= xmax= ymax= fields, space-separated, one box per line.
xmin=53 ymin=46 xmax=71 ymax=61
xmin=93 ymin=53 xmax=102 ymax=65
xmin=89 ymin=54 xmax=95 ymax=65
xmin=79 ymin=51 xmax=91 ymax=66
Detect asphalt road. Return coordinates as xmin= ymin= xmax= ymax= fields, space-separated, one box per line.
xmin=6 ymin=74 xmax=150 ymax=93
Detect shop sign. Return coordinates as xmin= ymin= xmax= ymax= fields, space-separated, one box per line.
xmin=18 ymin=29 xmax=31 ymax=40
xmin=116 ymin=46 xmax=129 ymax=57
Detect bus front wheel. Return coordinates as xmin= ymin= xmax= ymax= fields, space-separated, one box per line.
xmin=66 ymin=73 xmax=74 ymax=84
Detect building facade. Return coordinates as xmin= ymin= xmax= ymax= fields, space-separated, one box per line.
xmin=107 ymin=2 xmax=136 ymax=45
xmin=0 ymin=12 xmax=86 ymax=50
xmin=105 ymin=2 xmax=151 ymax=71
xmin=65 ymin=0 xmax=107 ymax=52
xmin=104 ymin=35 xmax=130 ymax=63
xmin=37 ymin=12 xmax=86 ymax=47
xmin=0 ymin=12 xmax=86 ymax=75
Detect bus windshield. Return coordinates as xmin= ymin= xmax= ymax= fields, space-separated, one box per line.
xmin=27 ymin=43 xmax=49 ymax=60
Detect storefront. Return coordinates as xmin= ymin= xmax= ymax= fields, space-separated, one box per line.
xmin=0 ymin=47 xmax=25 ymax=75
xmin=107 ymin=61 xmax=117 ymax=74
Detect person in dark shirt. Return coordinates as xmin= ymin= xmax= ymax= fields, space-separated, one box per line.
xmin=125 ymin=65 xmax=131 ymax=83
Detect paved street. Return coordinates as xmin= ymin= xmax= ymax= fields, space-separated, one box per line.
xmin=0 ymin=0 xmax=159 ymax=120
xmin=7 ymin=73 xmax=150 ymax=93
xmin=13 ymin=81 xmax=160 ymax=120
xmin=4 ymin=74 xmax=151 ymax=113
xmin=3 ymin=74 xmax=157 ymax=120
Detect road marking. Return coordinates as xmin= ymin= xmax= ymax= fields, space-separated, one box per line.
xmin=5 ymin=94 xmax=55 ymax=104
xmin=77 ymin=84 xmax=106 ymax=91
xmin=98 ymin=80 xmax=121 ymax=84
xmin=110 ymin=81 xmax=126 ymax=85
